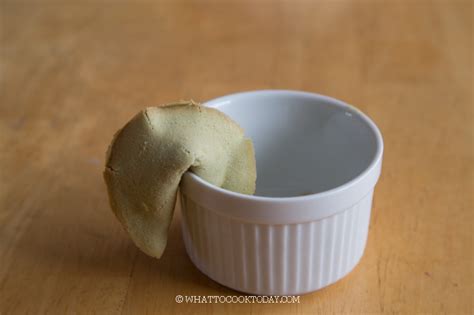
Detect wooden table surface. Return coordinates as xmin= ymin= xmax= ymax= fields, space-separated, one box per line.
xmin=1 ymin=1 xmax=472 ymax=314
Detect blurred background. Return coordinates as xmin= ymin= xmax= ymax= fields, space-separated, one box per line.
xmin=0 ymin=1 xmax=472 ymax=314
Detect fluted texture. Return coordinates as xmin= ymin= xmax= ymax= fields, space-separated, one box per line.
xmin=180 ymin=191 xmax=373 ymax=295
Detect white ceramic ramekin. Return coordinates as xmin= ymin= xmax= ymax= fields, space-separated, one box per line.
xmin=179 ymin=90 xmax=383 ymax=295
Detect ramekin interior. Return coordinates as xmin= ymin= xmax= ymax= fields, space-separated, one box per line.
xmin=180 ymin=90 xmax=383 ymax=222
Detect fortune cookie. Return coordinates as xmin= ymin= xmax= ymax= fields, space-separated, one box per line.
xmin=104 ymin=101 xmax=256 ymax=258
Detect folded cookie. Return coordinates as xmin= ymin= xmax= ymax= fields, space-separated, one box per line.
xmin=104 ymin=101 xmax=256 ymax=258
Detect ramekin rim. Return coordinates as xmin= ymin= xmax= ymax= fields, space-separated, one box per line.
xmin=185 ymin=89 xmax=384 ymax=203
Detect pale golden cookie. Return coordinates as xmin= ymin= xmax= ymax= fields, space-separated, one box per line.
xmin=104 ymin=101 xmax=256 ymax=258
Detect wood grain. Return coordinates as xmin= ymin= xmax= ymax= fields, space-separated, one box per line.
xmin=0 ymin=1 xmax=472 ymax=314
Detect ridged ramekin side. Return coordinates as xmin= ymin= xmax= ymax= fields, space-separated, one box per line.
xmin=180 ymin=190 xmax=373 ymax=295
